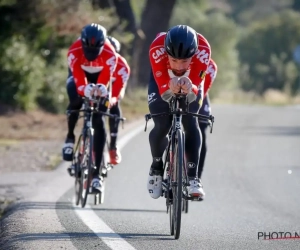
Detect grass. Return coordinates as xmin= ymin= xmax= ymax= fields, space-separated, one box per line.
xmin=45 ymin=154 xmax=62 ymax=170
xmin=0 ymin=139 xmax=20 ymax=147
xmin=0 ymin=87 xmax=149 ymax=141
xmin=0 ymin=199 xmax=14 ymax=219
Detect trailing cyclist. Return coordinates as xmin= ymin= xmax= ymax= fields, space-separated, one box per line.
xmin=62 ymin=23 xmax=117 ymax=192
xmin=147 ymin=25 xmax=211 ymax=200
xmin=106 ymin=36 xmax=131 ymax=165
xmin=198 ymin=59 xmax=217 ymax=181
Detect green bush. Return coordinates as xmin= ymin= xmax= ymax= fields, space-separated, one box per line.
xmin=238 ymin=10 xmax=300 ymax=95
xmin=0 ymin=36 xmax=45 ymax=110
xmin=36 ymin=49 xmax=69 ymax=113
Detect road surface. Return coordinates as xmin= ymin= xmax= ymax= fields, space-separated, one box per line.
xmin=1 ymin=105 xmax=299 ymax=250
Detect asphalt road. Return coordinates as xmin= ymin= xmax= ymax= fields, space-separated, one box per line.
xmin=1 ymin=104 xmax=300 ymax=250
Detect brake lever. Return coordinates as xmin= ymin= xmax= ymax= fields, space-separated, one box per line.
xmin=209 ymin=115 xmax=214 ymax=134
xmin=144 ymin=114 xmax=151 ymax=132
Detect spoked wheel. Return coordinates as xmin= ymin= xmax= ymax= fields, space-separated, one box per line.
xmin=81 ymin=129 xmax=94 ymax=208
xmin=171 ymin=130 xmax=184 ymax=240
xmin=169 ymin=203 xmax=174 ymax=236
xmin=73 ymin=134 xmax=83 ymax=206
xmin=75 ymin=178 xmax=81 ymax=206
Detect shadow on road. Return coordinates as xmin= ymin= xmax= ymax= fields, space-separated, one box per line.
xmin=9 ymin=232 xmax=173 ymax=242
xmin=5 ymin=201 xmax=166 ymax=214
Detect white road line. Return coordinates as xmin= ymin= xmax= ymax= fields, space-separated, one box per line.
xmin=73 ymin=123 xmax=150 ymax=250
xmin=74 ymin=205 xmax=136 ymax=250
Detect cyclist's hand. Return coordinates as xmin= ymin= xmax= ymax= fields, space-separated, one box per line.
xmin=84 ymin=83 xmax=96 ymax=99
xmin=92 ymin=84 xmax=108 ymax=98
xmin=168 ymin=77 xmax=181 ymax=94
xmin=178 ymin=76 xmax=192 ymax=94
xmin=109 ymin=97 xmax=118 ymax=107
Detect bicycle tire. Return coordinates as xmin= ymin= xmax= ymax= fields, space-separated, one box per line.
xmin=169 ymin=203 xmax=174 ymax=235
xmin=181 ymin=131 xmax=189 ymax=215
xmin=74 ymin=134 xmax=83 ymax=206
xmin=81 ymin=128 xmax=94 ymax=208
xmin=172 ymin=129 xmax=183 ymax=239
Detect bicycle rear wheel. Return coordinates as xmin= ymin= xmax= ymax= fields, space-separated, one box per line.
xmin=81 ymin=128 xmax=94 ymax=208
xmin=172 ymin=129 xmax=184 ymax=239
xmin=74 ymin=134 xmax=83 ymax=206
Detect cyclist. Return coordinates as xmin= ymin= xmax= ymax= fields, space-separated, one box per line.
xmin=106 ymin=36 xmax=131 ymax=165
xmin=147 ymin=25 xmax=211 ymax=199
xmin=198 ymin=59 xmax=217 ymax=182
xmin=62 ymin=23 xmax=117 ymax=192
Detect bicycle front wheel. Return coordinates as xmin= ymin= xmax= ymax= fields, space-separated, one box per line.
xmin=74 ymin=134 xmax=83 ymax=206
xmin=81 ymin=128 xmax=94 ymax=208
xmin=172 ymin=129 xmax=184 ymax=239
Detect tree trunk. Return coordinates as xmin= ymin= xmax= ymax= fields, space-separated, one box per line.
xmin=136 ymin=0 xmax=177 ymax=86
xmin=91 ymin=0 xmax=112 ymax=9
xmin=292 ymin=0 xmax=300 ymax=12
xmin=112 ymin=0 xmax=137 ymax=33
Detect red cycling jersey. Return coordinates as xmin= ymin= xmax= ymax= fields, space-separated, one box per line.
xmin=67 ymin=39 xmax=117 ymax=96
xmin=149 ymin=32 xmax=211 ymax=97
xmin=204 ymin=58 xmax=217 ymax=97
xmin=111 ymin=53 xmax=130 ymax=98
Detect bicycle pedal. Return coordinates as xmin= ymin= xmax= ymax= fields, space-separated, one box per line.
xmin=67 ymin=168 xmax=75 ymax=177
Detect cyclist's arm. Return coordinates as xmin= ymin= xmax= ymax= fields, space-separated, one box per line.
xmin=204 ymin=59 xmax=218 ymax=97
xmin=112 ymin=56 xmax=130 ymax=99
xmin=71 ymin=58 xmax=87 ymax=96
xmin=149 ymin=35 xmax=173 ymax=101
xmin=96 ymin=46 xmax=117 ymax=90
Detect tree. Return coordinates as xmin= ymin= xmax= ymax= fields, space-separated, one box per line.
xmin=134 ymin=0 xmax=177 ymax=87
xmin=226 ymin=0 xmax=293 ymax=25
xmin=292 ymin=0 xmax=300 ymax=12
xmin=91 ymin=0 xmax=112 ymax=9
xmin=238 ymin=10 xmax=300 ymax=94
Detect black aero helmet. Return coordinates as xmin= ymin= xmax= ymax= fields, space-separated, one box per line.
xmin=164 ymin=25 xmax=198 ymax=59
xmin=107 ymin=36 xmax=121 ymax=53
xmin=81 ymin=23 xmax=106 ymax=61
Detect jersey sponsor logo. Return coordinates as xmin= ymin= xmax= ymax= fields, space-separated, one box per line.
xmin=152 ymin=48 xmax=166 ymax=63
xmin=106 ymin=56 xmax=116 ymax=74
xmin=204 ymin=104 xmax=211 ymax=113
xmin=148 ymin=92 xmax=157 ymax=105
xmin=117 ymin=66 xmax=129 ymax=83
xmin=148 ymin=92 xmax=156 ymax=102
xmin=187 ymin=162 xmax=196 ymax=168
xmin=206 ymin=64 xmax=216 ymax=81
xmin=195 ymin=49 xmax=209 ymax=65
xmin=155 ymin=71 xmax=162 ymax=77
xmin=77 ymin=85 xmax=85 ymax=92
xmin=199 ymin=70 xmax=206 ymax=79
xmin=67 ymin=53 xmax=75 ymax=67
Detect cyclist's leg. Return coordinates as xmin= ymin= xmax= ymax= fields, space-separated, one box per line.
xmin=62 ymin=69 xmax=83 ymax=162
xmin=147 ymin=70 xmax=172 ymax=199
xmin=148 ymin=71 xmax=172 ymax=172
xmin=91 ymin=100 xmax=108 ymax=191
xmin=181 ymin=86 xmax=204 ymax=197
xmin=198 ymin=95 xmax=211 ymax=179
xmin=108 ymin=99 xmax=122 ymax=164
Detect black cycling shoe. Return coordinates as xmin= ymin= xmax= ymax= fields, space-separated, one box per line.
xmin=62 ymin=137 xmax=75 ymax=161
xmin=91 ymin=177 xmax=104 ymax=194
